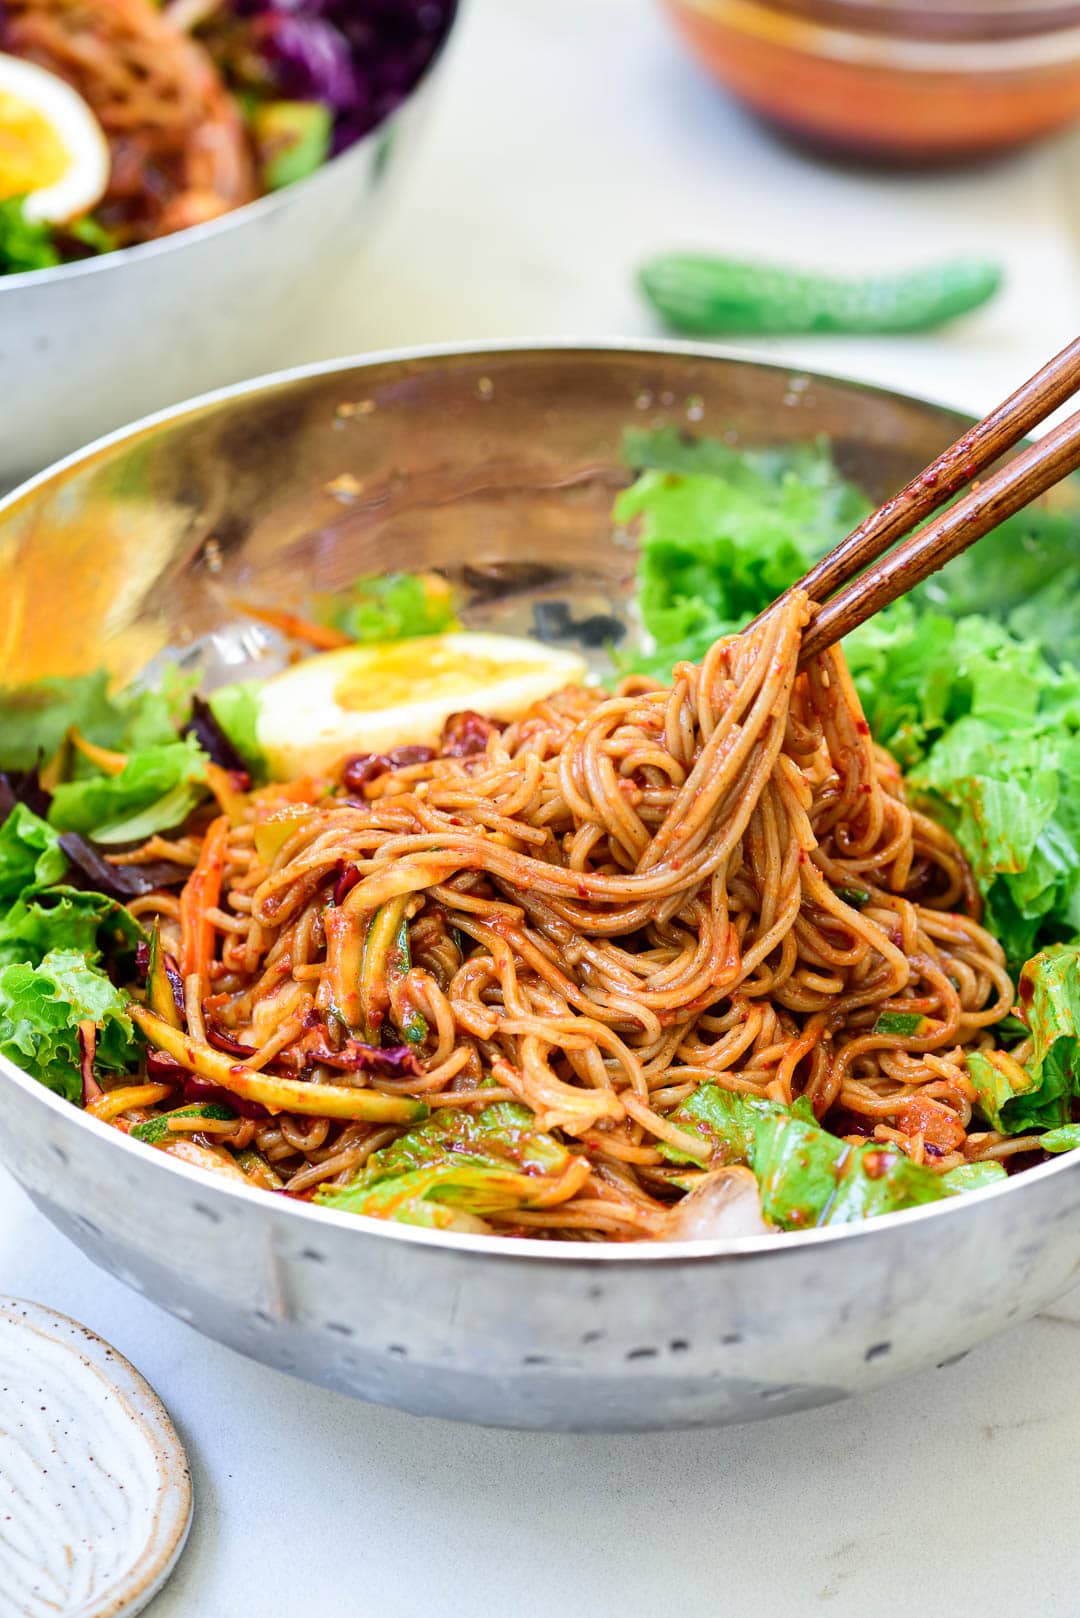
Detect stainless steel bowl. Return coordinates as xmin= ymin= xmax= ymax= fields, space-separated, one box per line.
xmin=3 ymin=342 xmax=1079 ymax=1432
xmin=0 ymin=17 xmax=458 ymax=490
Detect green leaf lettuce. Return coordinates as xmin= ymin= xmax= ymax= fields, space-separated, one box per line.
xmin=0 ymin=949 xmax=139 ymax=1102
xmin=0 ymin=804 xmax=66 ymax=904
xmin=47 ymin=736 xmax=208 ymax=845
xmin=317 ymin=1098 xmax=583 ymax=1230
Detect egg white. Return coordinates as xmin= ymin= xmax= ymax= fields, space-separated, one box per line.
xmin=255 ymin=632 xmax=589 ymax=780
xmin=0 ymin=53 xmax=109 ymax=225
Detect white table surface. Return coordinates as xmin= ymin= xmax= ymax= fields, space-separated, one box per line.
xmin=8 ymin=2 xmax=1080 ymax=1614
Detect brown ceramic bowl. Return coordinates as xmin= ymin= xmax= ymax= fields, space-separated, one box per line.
xmin=661 ymin=0 xmax=1080 ymax=162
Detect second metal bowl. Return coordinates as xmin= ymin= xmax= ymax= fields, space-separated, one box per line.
xmin=0 ymin=12 xmax=459 ymax=490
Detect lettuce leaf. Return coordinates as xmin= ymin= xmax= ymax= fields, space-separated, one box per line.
xmin=844 ymin=611 xmax=1080 ymax=969
xmin=658 ymin=1082 xmax=952 ymax=1228
xmin=755 ymin=1112 xmax=949 ymax=1227
xmin=967 ymin=942 xmax=1080 ymax=1132
xmin=47 ymin=736 xmax=208 ymax=844
xmin=1037 ymin=1124 xmax=1080 ymax=1154
xmin=0 ymin=805 xmax=66 ymax=903
xmin=0 ymin=197 xmax=59 ymax=274
xmin=322 ymin=1164 xmax=544 ymax=1231
xmin=616 ymin=434 xmax=867 ymax=680
xmin=621 ymin=428 xmax=871 ymax=514
xmin=0 ymin=948 xmax=139 ymax=1102
xmin=0 ymin=668 xmax=191 ymax=773
xmin=316 ymin=1098 xmax=582 ymax=1228
xmin=661 ymin=1082 xmax=814 ymax=1166
xmin=313 ymin=571 xmax=458 ymax=644
xmin=206 ymin=680 xmax=265 ymax=776
xmin=0 ymin=886 xmax=142 ymax=970
xmin=940 ymin=1161 xmax=1007 ymax=1191
xmin=362 ymin=1097 xmax=570 ymax=1180
xmin=916 ymin=500 xmax=1080 ymax=669
xmin=0 ymin=666 xmax=206 ymax=845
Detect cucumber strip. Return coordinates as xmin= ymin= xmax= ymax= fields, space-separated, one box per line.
xmin=388 ymin=914 xmax=428 ymax=1046
xmin=873 ymin=1010 xmax=929 ymax=1037
xmin=360 ymin=896 xmax=409 ymax=1042
xmin=131 ymin=1102 xmax=234 ymax=1146
xmin=146 ymin=923 xmax=183 ymax=1029
xmin=235 ymin=1145 xmax=285 ymax=1189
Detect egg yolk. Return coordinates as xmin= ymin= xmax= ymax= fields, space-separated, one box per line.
xmin=0 ymin=88 xmax=70 ymax=199
xmin=334 ymin=644 xmax=542 ymax=713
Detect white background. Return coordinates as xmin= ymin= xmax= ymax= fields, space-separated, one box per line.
xmin=7 ymin=1 xmax=1080 ymax=1613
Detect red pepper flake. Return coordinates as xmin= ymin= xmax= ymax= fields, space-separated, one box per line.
xmin=341 ymin=745 xmax=436 ymax=792
xmin=1018 ymin=970 xmax=1035 ymax=1017
xmin=440 ymin=710 xmax=504 ymax=758
xmin=333 ymin=861 xmax=361 ymax=905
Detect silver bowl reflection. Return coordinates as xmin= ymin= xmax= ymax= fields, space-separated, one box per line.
xmin=1 ymin=342 xmax=1078 ymax=1432
xmin=0 ymin=14 xmax=458 ymax=490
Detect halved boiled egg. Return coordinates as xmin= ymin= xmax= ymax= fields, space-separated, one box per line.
xmin=255 ymin=632 xmax=588 ymax=780
xmin=0 ymin=53 xmax=109 ymax=224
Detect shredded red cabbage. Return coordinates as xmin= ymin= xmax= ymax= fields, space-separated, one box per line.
xmin=182 ymin=695 xmax=251 ymax=779
xmin=302 ymin=1034 xmax=421 ymax=1076
xmin=203 ymin=0 xmax=455 ymax=153
xmin=58 ymin=833 xmax=190 ymax=901
xmin=181 ymin=1073 xmax=273 ymax=1121
xmin=0 ymin=767 xmax=51 ymax=820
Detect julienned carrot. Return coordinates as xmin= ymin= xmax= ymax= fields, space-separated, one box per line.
xmin=179 ymin=813 xmax=230 ymax=980
xmin=69 ymin=727 xmax=129 ymax=776
xmin=233 ymin=600 xmax=351 ymax=650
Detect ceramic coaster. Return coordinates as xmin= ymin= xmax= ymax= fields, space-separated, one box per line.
xmin=0 ymin=1297 xmax=192 ymax=1618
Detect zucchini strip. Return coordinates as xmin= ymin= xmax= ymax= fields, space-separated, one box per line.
xmin=131 ymin=1005 xmax=428 ymax=1123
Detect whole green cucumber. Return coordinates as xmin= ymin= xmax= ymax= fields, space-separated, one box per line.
xmin=639 ymin=254 xmax=1002 ymax=336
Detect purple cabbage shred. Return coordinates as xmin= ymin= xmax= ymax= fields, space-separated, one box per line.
xmin=203 ymin=0 xmax=455 ymax=151
xmin=182 ymin=696 xmax=251 ymax=779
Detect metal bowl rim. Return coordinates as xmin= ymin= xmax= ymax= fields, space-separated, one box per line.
xmin=3 ymin=336 xmax=1067 ymax=1265
xmin=0 ymin=334 xmax=977 ymax=519
xmin=0 ymin=6 xmax=459 ymax=297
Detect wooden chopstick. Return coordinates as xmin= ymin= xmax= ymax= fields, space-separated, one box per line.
xmin=799 ymin=400 xmax=1080 ymax=663
xmin=788 ymin=332 xmax=1080 ymax=616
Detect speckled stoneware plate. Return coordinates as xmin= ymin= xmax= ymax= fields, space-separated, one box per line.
xmin=0 ymin=1298 xmax=192 ymax=1618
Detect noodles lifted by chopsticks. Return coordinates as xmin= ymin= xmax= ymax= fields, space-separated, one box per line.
xmin=122 ymin=591 xmax=1017 ymax=1238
